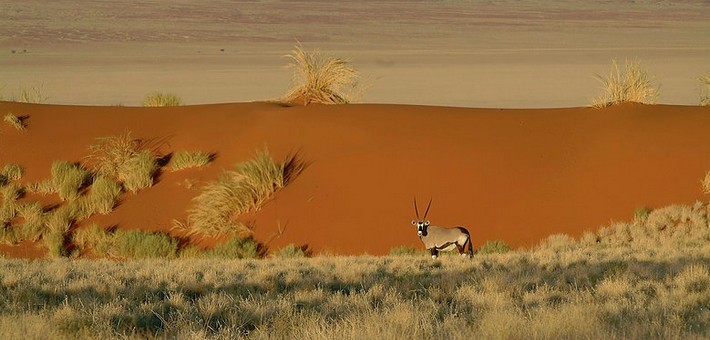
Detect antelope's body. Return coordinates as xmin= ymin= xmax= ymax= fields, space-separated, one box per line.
xmin=411 ymin=198 xmax=474 ymax=259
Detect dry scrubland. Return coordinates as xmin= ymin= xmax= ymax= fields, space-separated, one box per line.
xmin=0 ymin=201 xmax=708 ymax=339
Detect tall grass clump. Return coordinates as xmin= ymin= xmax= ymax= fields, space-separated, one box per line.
xmin=142 ymin=92 xmax=182 ymax=107
xmin=187 ymin=150 xmax=306 ymax=236
xmin=283 ymin=44 xmax=361 ymax=105
xmin=168 ymin=151 xmax=213 ymax=171
xmin=85 ymin=132 xmax=158 ymax=193
xmin=1 ymin=164 xmax=23 ymax=181
xmin=50 ymin=161 xmax=90 ymax=201
xmin=107 ymin=230 xmax=178 ymax=259
xmin=3 ymin=113 xmax=26 ymax=130
xmin=701 ymin=73 xmax=710 ymax=106
xmin=83 ymin=176 xmax=122 ymax=214
xmin=592 ymin=59 xmax=659 ymax=108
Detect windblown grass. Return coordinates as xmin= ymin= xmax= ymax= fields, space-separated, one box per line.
xmin=478 ymin=240 xmax=512 ymax=254
xmin=283 ymin=44 xmax=361 ymax=105
xmin=186 ymin=150 xmax=306 ymax=236
xmin=119 ymin=150 xmax=158 ymax=193
xmin=3 ymin=113 xmax=26 ymax=131
xmin=142 ymin=92 xmax=182 ymax=107
xmin=592 ymin=59 xmax=660 ymax=108
xmin=701 ymin=73 xmax=710 ymax=106
xmin=83 ymin=176 xmax=122 ymax=215
xmin=167 ymin=151 xmax=213 ymax=171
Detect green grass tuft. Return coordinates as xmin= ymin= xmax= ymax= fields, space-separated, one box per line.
xmin=142 ymin=92 xmax=182 ymax=107
xmin=592 ymin=59 xmax=659 ymax=108
xmin=283 ymin=44 xmax=361 ymax=105
xmin=478 ymin=240 xmax=512 ymax=255
xmin=3 ymin=113 xmax=26 ymax=130
xmin=209 ymin=236 xmax=261 ymax=259
xmin=273 ymin=243 xmax=308 ymax=258
xmin=84 ymin=176 xmax=122 ymax=214
xmin=187 ymin=150 xmax=305 ymax=236
xmin=168 ymin=151 xmax=213 ymax=171
xmin=107 ymin=230 xmax=179 ymax=259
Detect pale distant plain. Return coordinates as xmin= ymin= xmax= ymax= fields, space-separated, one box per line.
xmin=1 ymin=0 xmax=709 ymax=108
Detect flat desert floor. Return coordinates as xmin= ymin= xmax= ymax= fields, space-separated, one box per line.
xmin=1 ymin=0 xmax=710 ymax=108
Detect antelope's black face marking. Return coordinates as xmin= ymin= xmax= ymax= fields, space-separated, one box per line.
xmin=412 ymin=220 xmax=430 ymax=237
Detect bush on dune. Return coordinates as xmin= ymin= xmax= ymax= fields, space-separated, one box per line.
xmin=283 ymin=44 xmax=361 ymax=105
xmin=85 ymin=132 xmax=159 ymax=193
xmin=3 ymin=113 xmax=26 ymax=130
xmin=167 ymin=151 xmax=213 ymax=171
xmin=142 ymin=92 xmax=182 ymax=107
xmin=701 ymin=73 xmax=710 ymax=106
xmin=186 ymin=149 xmax=306 ymax=237
xmin=592 ymin=59 xmax=659 ymax=108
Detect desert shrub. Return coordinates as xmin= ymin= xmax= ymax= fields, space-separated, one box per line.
xmin=592 ymin=59 xmax=659 ymax=108
xmin=43 ymin=206 xmax=77 ymax=258
xmin=72 ymin=224 xmax=111 ymax=253
xmin=168 ymin=151 xmax=213 ymax=171
xmin=187 ymin=150 xmax=305 ymax=236
xmin=209 ymin=236 xmax=260 ymax=259
xmin=50 ymin=161 xmax=90 ymax=201
xmin=283 ymin=44 xmax=360 ymax=105
xmin=104 ymin=230 xmax=179 ymax=259
xmin=119 ymin=150 xmax=158 ymax=193
xmin=142 ymin=92 xmax=182 ymax=107
xmin=85 ymin=132 xmax=158 ymax=193
xmin=700 ymin=73 xmax=710 ymax=106
xmin=478 ymin=240 xmax=512 ymax=254
xmin=1 ymin=164 xmax=23 ymax=181
xmin=3 ymin=113 xmax=25 ymax=130
xmin=273 ymin=243 xmax=308 ymax=258
xmin=84 ymin=176 xmax=122 ymax=214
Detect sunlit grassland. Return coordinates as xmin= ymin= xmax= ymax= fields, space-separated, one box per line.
xmin=0 ymin=200 xmax=708 ymax=339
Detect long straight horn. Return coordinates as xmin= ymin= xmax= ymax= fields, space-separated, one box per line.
xmin=423 ymin=198 xmax=432 ymax=220
xmin=414 ymin=196 xmax=421 ymax=220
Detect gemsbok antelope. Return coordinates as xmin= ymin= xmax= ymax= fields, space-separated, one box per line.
xmin=411 ymin=197 xmax=473 ymax=259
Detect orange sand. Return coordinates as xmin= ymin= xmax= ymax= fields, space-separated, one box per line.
xmin=2 ymin=101 xmax=710 ymax=257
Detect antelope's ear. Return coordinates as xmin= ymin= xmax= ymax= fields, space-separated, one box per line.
xmin=425 ymin=221 xmax=430 ymax=226
xmin=411 ymin=220 xmax=416 ymax=225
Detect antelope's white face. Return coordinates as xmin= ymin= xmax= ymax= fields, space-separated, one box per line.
xmin=412 ymin=220 xmax=431 ymax=237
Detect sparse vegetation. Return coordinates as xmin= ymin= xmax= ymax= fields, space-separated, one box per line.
xmin=592 ymin=59 xmax=659 ymax=108
xmin=168 ymin=151 xmax=213 ymax=171
xmin=283 ymin=44 xmax=361 ymax=105
xmin=701 ymin=73 xmax=710 ymax=106
xmin=186 ymin=149 xmax=305 ymax=236
xmin=273 ymin=243 xmax=308 ymax=258
xmin=50 ymin=161 xmax=90 ymax=201
xmin=3 ymin=113 xmax=25 ymax=130
xmin=119 ymin=150 xmax=158 ymax=193
xmin=142 ymin=92 xmax=182 ymax=107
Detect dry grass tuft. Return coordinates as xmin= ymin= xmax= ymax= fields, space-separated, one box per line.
xmin=187 ymin=150 xmax=306 ymax=237
xmin=168 ymin=151 xmax=213 ymax=171
xmin=84 ymin=132 xmax=158 ymax=193
xmin=50 ymin=161 xmax=90 ymax=201
xmin=592 ymin=59 xmax=659 ymax=108
xmin=3 ymin=113 xmax=25 ymax=130
xmin=701 ymin=73 xmax=710 ymax=106
xmin=283 ymin=44 xmax=361 ymax=105
xmin=142 ymin=92 xmax=182 ymax=107
xmin=1 ymin=164 xmax=23 ymax=182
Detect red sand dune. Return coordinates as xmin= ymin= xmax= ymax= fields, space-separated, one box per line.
xmin=1 ymin=101 xmax=710 ymax=257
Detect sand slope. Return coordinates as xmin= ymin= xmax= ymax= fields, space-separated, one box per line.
xmin=1 ymin=101 xmax=710 ymax=256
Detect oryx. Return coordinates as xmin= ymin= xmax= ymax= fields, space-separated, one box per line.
xmin=411 ymin=197 xmax=473 ymax=259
